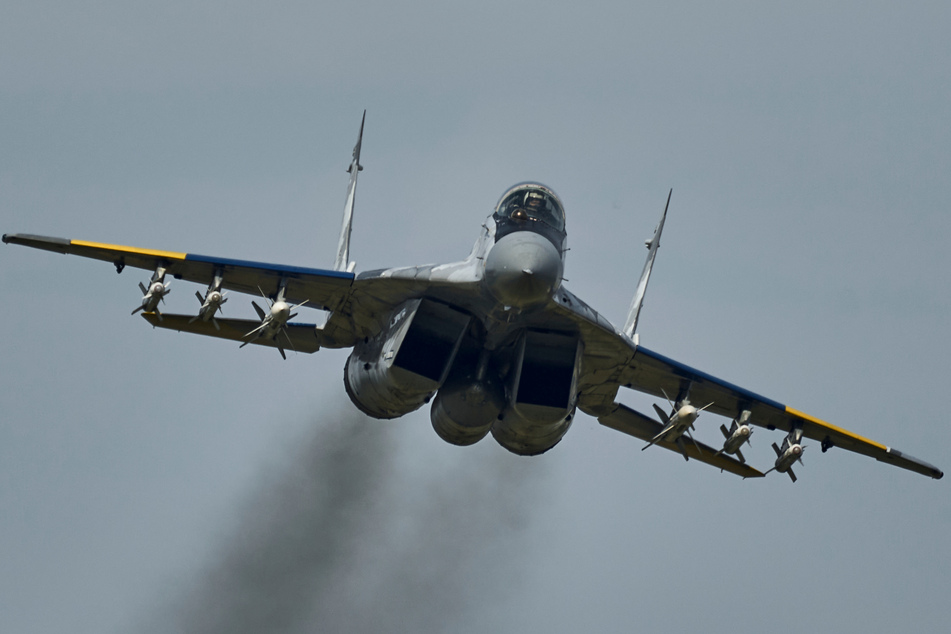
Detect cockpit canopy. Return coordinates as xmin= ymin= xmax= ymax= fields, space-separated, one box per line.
xmin=494 ymin=183 xmax=566 ymax=233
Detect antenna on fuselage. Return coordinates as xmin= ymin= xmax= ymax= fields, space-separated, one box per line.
xmin=622 ymin=188 xmax=671 ymax=341
xmin=333 ymin=110 xmax=365 ymax=273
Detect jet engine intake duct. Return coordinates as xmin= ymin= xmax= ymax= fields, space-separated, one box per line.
xmin=492 ymin=329 xmax=582 ymax=455
xmin=344 ymin=298 xmax=470 ymax=419
xmin=513 ymin=329 xmax=580 ymax=410
xmin=391 ymin=299 xmax=470 ymax=382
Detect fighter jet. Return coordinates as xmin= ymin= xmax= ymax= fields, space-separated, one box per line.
xmin=3 ymin=113 xmax=943 ymax=481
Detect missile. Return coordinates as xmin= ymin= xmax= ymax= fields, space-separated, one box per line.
xmin=768 ymin=441 xmax=804 ymax=482
xmin=643 ymin=397 xmax=714 ymax=460
xmin=190 ymin=288 xmax=228 ymax=329
xmin=132 ymin=279 xmax=170 ymax=318
xmin=132 ymin=266 xmax=171 ymax=319
xmin=715 ymin=411 xmax=753 ymax=462
xmin=240 ymin=284 xmax=307 ymax=359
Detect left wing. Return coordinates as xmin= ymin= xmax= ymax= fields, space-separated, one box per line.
xmin=549 ymin=284 xmax=943 ymax=480
xmin=619 ymin=345 xmax=944 ymax=479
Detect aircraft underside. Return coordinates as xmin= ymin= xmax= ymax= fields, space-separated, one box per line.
xmin=342 ymin=297 xmax=581 ymax=455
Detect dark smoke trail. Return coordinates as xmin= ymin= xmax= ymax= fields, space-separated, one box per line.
xmin=161 ymin=406 xmax=548 ymax=634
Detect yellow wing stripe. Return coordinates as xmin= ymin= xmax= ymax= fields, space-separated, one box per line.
xmin=785 ymin=406 xmax=888 ymax=450
xmin=70 ymin=240 xmax=187 ymax=261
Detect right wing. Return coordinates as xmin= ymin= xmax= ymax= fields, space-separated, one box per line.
xmin=3 ymin=234 xmax=355 ymax=311
xmin=3 ymin=233 xmax=442 ymax=349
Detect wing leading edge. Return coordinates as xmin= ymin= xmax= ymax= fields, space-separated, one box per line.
xmin=2 ymin=233 xmax=354 ymax=312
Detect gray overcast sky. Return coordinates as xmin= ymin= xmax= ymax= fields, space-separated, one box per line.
xmin=2 ymin=2 xmax=949 ymax=633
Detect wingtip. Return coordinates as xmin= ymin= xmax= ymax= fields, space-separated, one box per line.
xmin=884 ymin=447 xmax=945 ymax=480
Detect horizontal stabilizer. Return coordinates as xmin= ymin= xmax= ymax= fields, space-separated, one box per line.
xmin=141 ymin=313 xmax=322 ymax=354
xmin=599 ymin=404 xmax=764 ymax=478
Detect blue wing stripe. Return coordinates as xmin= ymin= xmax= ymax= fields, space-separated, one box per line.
xmin=184 ymin=253 xmax=355 ymax=280
xmin=635 ymin=345 xmax=786 ymax=411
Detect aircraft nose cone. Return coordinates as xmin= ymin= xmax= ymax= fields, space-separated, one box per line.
xmin=484 ymin=231 xmax=563 ymax=308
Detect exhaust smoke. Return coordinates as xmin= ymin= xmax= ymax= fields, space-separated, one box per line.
xmin=154 ymin=406 xmax=547 ymax=634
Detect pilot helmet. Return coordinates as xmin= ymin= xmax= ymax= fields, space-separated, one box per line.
xmin=494 ymin=183 xmax=565 ymax=232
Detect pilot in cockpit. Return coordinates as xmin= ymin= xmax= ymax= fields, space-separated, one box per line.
xmin=497 ymin=186 xmax=565 ymax=231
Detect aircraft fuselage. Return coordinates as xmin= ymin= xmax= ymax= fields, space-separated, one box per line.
xmin=483 ymin=230 xmax=564 ymax=309
xmin=342 ymin=182 xmax=581 ymax=455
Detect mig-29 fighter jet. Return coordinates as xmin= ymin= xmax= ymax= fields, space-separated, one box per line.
xmin=4 ymin=113 xmax=943 ymax=482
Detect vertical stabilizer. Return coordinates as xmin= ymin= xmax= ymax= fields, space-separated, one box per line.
xmin=622 ymin=189 xmax=671 ymax=339
xmin=333 ymin=111 xmax=365 ymax=272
